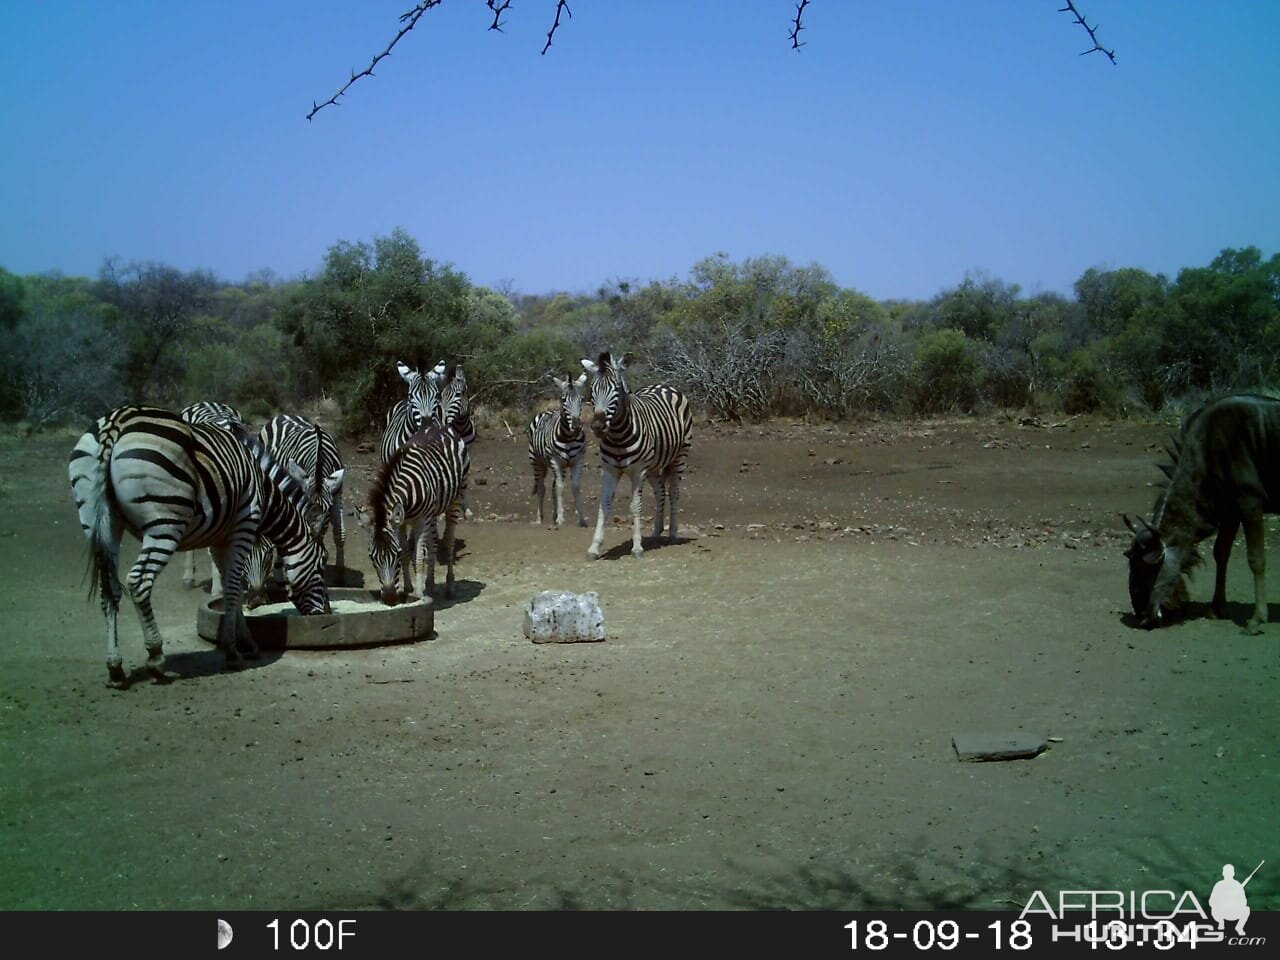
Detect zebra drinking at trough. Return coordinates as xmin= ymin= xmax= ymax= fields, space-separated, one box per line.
xmin=179 ymin=401 xmax=246 ymax=594
xmin=527 ymin=373 xmax=589 ymax=528
xmin=67 ymin=405 xmax=331 ymax=687
xmin=357 ymin=423 xmax=469 ymax=604
xmin=580 ymin=351 xmax=693 ymax=559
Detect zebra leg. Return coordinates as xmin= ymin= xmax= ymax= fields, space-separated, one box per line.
xmin=442 ymin=498 xmax=462 ymax=599
xmin=417 ymin=518 xmax=436 ymax=599
xmin=98 ymin=523 xmax=127 ymax=688
xmin=666 ymin=466 xmax=682 ymax=543
xmin=551 ymin=459 xmax=567 ymax=528
xmin=124 ymin=534 xmax=182 ymax=682
xmin=629 ymin=468 xmax=648 ymax=558
xmin=208 ymin=548 xmax=224 ymax=599
xmin=589 ymin=467 xmax=621 ymax=560
xmin=649 ymin=473 xmax=667 ymax=541
xmin=212 ymin=536 xmax=258 ymax=669
xmin=532 ymin=460 xmax=548 ymax=525
xmin=182 ymin=550 xmax=198 ymax=589
xmin=570 ymin=457 xmax=587 ymax=528
xmin=330 ymin=496 xmax=346 ymax=572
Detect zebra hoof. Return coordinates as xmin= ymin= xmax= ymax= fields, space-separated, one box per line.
xmin=182 ymin=578 xmax=196 ymax=590
xmin=107 ymin=663 xmax=129 ymax=689
xmin=631 ymin=547 xmax=645 ymax=558
xmin=1243 ymin=619 xmax=1265 ymax=636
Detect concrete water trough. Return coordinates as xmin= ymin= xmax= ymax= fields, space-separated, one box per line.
xmin=196 ymin=588 xmax=434 ymax=650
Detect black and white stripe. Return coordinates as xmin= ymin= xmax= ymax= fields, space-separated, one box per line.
xmin=67 ymin=405 xmax=330 ymax=687
xmin=435 ymin=362 xmax=476 ymax=519
xmin=379 ymin=360 xmax=443 ymax=464
xmin=179 ymin=401 xmax=247 ymax=594
xmin=357 ymin=424 xmax=469 ymax=604
xmin=527 ymin=373 xmax=589 ymax=528
xmin=581 ymin=351 xmax=693 ymax=559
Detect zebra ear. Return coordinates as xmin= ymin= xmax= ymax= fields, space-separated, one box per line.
xmin=397 ymin=361 xmax=417 ymax=386
xmin=286 ymin=460 xmax=308 ymax=486
xmin=574 ymin=373 xmax=587 ymax=389
xmin=389 ymin=501 xmax=406 ymax=526
xmin=324 ymin=468 xmax=345 ymax=494
xmin=581 ymin=358 xmax=598 ymax=376
xmin=552 ymin=375 xmax=568 ymax=392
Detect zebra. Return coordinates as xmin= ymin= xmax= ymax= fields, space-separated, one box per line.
xmin=379 ymin=360 xmax=444 ymax=464
xmin=242 ymin=413 xmax=347 ymax=607
xmin=67 ymin=405 xmax=331 ymax=687
xmin=435 ymin=362 xmax=476 ymax=519
xmin=527 ymin=373 xmax=589 ymax=528
xmin=356 ymin=424 xmax=469 ymax=604
xmin=179 ymin=401 xmax=247 ymax=594
xmin=581 ymin=351 xmax=693 ymax=560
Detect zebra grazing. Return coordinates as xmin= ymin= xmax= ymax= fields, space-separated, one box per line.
xmin=179 ymin=401 xmax=247 ymax=593
xmin=241 ymin=414 xmax=345 ymax=593
xmin=527 ymin=373 xmax=589 ymax=528
xmin=581 ymin=351 xmax=693 ymax=559
xmin=357 ymin=424 xmax=469 ymax=605
xmin=435 ymin=362 xmax=476 ymax=519
xmin=67 ymin=405 xmax=331 ymax=687
xmin=379 ymin=360 xmax=444 ymax=464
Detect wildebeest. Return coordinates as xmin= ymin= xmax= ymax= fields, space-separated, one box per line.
xmin=1123 ymin=393 xmax=1279 ymax=634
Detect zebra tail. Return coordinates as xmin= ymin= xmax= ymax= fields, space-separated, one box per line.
xmin=76 ymin=438 xmax=118 ymax=604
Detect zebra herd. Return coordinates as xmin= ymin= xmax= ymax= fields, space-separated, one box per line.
xmin=66 ymin=350 xmax=693 ymax=687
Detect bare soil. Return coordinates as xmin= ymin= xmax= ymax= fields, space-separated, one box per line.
xmin=1 ymin=413 xmax=1276 ymax=911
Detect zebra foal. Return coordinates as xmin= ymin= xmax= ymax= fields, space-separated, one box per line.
xmin=527 ymin=373 xmax=589 ymax=528
xmin=68 ymin=405 xmax=330 ymax=687
xmin=581 ymin=351 xmax=693 ymax=559
xmin=358 ymin=424 xmax=469 ymax=605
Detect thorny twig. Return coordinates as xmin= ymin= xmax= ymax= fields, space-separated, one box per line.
xmin=789 ymin=0 xmax=810 ymax=51
xmin=1059 ymin=0 xmax=1116 ymax=64
xmin=541 ymin=1 xmax=572 ymax=56
xmin=308 ymin=2 xmax=1117 ymax=120
xmin=306 ymin=1 xmax=442 ymax=120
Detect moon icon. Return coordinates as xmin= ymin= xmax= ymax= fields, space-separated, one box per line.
xmin=217 ymin=918 xmax=234 ymax=950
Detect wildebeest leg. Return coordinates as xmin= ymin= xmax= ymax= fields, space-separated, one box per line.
xmin=1242 ymin=514 xmax=1267 ymax=634
xmin=1208 ymin=519 xmax=1239 ymax=619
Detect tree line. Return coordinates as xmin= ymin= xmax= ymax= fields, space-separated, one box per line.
xmin=1 ymin=228 xmax=1276 ymax=437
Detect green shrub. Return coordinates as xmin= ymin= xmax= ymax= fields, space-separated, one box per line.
xmin=910 ymin=329 xmax=983 ymax=413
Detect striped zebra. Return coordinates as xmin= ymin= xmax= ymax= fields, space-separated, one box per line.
xmin=581 ymin=351 xmax=693 ymax=559
xmin=379 ymin=360 xmax=444 ymax=464
xmin=67 ymin=405 xmax=331 ymax=687
xmin=179 ymin=401 xmax=247 ymax=594
xmin=435 ymin=362 xmax=476 ymax=519
xmin=357 ymin=424 xmax=469 ymax=604
xmin=527 ymin=373 xmax=589 ymax=528
xmin=241 ymin=414 xmax=347 ymax=607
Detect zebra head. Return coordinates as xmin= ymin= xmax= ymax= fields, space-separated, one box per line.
xmin=242 ymin=537 xmax=278 ymax=610
xmin=582 ymin=352 xmax=627 ymax=436
xmin=553 ymin=372 xmax=588 ymax=436
xmin=361 ymin=499 xmax=409 ymax=607
xmin=437 ymin=363 xmax=469 ymax=429
xmin=398 ymin=360 xmax=442 ymax=431
xmin=284 ymin=453 xmax=345 ymax=543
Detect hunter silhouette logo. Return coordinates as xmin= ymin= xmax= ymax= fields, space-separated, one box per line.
xmin=1209 ymin=861 xmax=1263 ymax=936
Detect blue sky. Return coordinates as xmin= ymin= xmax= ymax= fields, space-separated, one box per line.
xmin=2 ymin=1 xmax=1277 ymax=301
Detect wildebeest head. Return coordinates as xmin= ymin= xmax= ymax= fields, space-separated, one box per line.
xmin=1122 ymin=514 xmax=1190 ymax=628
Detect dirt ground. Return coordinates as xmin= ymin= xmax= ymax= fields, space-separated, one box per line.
xmin=1 ymin=411 xmax=1276 ymax=912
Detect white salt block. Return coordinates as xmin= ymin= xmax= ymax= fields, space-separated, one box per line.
xmin=523 ymin=591 xmax=606 ymax=643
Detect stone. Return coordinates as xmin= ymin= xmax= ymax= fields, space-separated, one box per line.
xmin=952 ymin=732 xmax=1048 ymax=762
xmin=523 ymin=591 xmax=606 ymax=643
